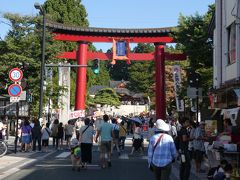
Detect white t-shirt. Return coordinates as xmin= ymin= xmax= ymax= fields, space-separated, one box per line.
xmin=79 ymin=125 xmax=94 ymax=144
xmin=41 ymin=127 xmax=51 ymax=140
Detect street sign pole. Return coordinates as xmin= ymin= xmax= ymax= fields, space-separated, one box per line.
xmin=14 ymin=102 xmax=19 ymax=154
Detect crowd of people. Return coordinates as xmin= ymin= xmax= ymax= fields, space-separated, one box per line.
xmin=1 ymin=113 xmax=238 ymax=179
xmin=147 ymin=116 xmax=238 ymax=180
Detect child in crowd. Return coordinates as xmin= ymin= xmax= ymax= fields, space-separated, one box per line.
xmin=214 ymin=160 xmax=232 ymax=180
xmin=70 ymin=138 xmax=81 ymax=171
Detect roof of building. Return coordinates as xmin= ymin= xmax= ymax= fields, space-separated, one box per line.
xmin=115 ymin=88 xmax=131 ymax=96
xmin=109 ymin=80 xmax=129 ymax=89
xmin=89 ymin=85 xmax=108 ymax=95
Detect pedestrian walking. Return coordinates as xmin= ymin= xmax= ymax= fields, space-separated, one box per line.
xmin=178 ymin=118 xmax=191 ymax=180
xmin=111 ymin=118 xmax=120 ymax=155
xmin=95 ymin=114 xmax=113 ymax=169
xmin=65 ymin=120 xmax=74 ymax=149
xmin=147 ymin=121 xmax=155 ymax=142
xmin=193 ymin=121 xmax=207 ymax=174
xmin=21 ymin=119 xmax=32 ymax=152
xmin=41 ymin=122 xmax=51 ymax=152
xmin=51 ymin=119 xmax=59 ymax=148
xmin=32 ymin=120 xmax=42 ymax=152
xmin=57 ymin=122 xmax=64 ymax=150
xmin=119 ymin=121 xmax=127 ymax=151
xmin=130 ymin=123 xmax=144 ymax=155
xmin=79 ymin=118 xmax=94 ymax=168
xmin=148 ymin=119 xmax=177 ymax=180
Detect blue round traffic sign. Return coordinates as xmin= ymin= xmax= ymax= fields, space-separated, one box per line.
xmin=8 ymin=84 xmax=22 ymax=97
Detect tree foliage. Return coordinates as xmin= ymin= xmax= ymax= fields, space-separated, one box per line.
xmin=44 ymin=0 xmax=89 ymax=27
xmin=94 ymin=88 xmax=121 ymax=107
xmin=173 ymin=6 xmax=214 ymax=69
xmin=127 ymin=43 xmax=155 ymax=95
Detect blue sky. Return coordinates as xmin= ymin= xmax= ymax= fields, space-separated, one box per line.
xmin=0 ymin=0 xmax=214 ymax=51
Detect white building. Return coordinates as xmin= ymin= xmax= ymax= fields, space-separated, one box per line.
xmin=210 ymin=0 xmax=240 ymax=126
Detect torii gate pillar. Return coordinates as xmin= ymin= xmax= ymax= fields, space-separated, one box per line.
xmin=75 ymin=41 xmax=88 ymax=110
xmin=155 ymin=43 xmax=166 ymax=120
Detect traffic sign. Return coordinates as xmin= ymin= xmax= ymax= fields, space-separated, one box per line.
xmin=10 ymin=97 xmax=20 ymax=103
xmin=8 ymin=84 xmax=22 ymax=97
xmin=9 ymin=68 xmax=23 ymax=82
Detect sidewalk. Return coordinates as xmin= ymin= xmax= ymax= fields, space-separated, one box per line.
xmin=0 ymin=136 xmax=56 ymax=179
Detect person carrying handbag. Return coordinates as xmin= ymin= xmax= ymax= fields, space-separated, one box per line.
xmin=148 ymin=119 xmax=177 ymax=180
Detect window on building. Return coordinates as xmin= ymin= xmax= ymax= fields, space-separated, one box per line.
xmin=228 ymin=22 xmax=236 ymax=64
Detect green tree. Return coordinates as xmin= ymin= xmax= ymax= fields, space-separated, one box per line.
xmin=94 ymin=88 xmax=121 ymax=107
xmin=172 ymin=5 xmax=215 ymax=112
xmin=173 ymin=5 xmax=214 ymax=68
xmin=0 ymin=13 xmax=68 ymax=115
xmin=127 ymin=43 xmax=155 ymax=95
xmin=44 ymin=0 xmax=88 ymax=27
xmin=44 ymin=0 xmax=111 ymax=108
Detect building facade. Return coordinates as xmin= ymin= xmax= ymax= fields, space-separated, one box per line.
xmin=211 ymin=0 xmax=240 ymax=127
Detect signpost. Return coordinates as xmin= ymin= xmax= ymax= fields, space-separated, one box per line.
xmin=8 ymin=67 xmax=23 ymax=154
xmin=9 ymin=68 xmax=23 ymax=82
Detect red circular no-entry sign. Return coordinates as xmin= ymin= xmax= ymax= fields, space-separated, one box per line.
xmin=9 ymin=68 xmax=23 ymax=82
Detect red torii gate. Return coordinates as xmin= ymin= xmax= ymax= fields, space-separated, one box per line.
xmin=46 ymin=20 xmax=186 ymax=120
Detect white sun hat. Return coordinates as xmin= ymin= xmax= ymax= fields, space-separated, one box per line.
xmin=155 ymin=119 xmax=170 ymax=132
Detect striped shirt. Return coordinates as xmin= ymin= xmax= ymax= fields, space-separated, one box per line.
xmin=148 ymin=133 xmax=177 ymax=167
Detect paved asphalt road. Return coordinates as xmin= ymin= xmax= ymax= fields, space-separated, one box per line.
xmin=2 ymin=137 xmax=207 ymax=180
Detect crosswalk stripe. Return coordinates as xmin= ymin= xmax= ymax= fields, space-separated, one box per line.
xmin=141 ymin=156 xmax=148 ymax=160
xmin=56 ymin=152 xmax=71 ymax=158
xmin=35 ymin=164 xmax=101 ymax=169
xmin=119 ymin=153 xmax=129 ymax=159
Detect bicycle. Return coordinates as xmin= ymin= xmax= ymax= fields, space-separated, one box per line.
xmin=0 ymin=140 xmax=8 ymax=157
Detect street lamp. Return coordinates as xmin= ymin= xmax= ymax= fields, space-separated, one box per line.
xmin=34 ymin=2 xmax=46 ymax=121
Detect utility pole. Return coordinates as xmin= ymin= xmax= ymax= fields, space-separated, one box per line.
xmin=34 ymin=3 xmax=46 ymax=122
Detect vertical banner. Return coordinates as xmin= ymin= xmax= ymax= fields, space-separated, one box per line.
xmin=58 ymin=63 xmax=71 ymax=124
xmin=172 ymin=65 xmax=184 ymax=112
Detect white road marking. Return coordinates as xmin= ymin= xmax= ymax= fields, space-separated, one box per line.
xmin=56 ymin=152 xmax=71 ymax=158
xmin=35 ymin=164 xmax=101 ymax=169
xmin=141 ymin=156 xmax=148 ymax=160
xmin=119 ymin=153 xmax=129 ymax=159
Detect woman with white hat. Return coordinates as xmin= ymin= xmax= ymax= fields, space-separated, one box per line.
xmin=148 ymin=119 xmax=177 ymax=180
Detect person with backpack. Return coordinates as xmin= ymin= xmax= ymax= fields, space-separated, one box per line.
xmin=70 ymin=138 xmax=81 ymax=171
xmin=119 ymin=121 xmax=127 ymax=151
xmin=178 ymin=118 xmax=191 ymax=180
xmin=111 ymin=118 xmax=120 ymax=156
